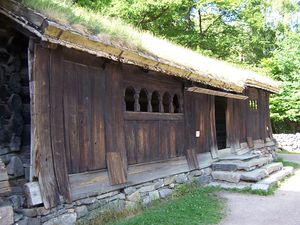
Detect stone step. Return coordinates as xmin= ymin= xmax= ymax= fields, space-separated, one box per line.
xmin=212 ymin=157 xmax=269 ymax=172
xmin=212 ymin=171 xmax=240 ymax=183
xmin=208 ymin=181 xmax=251 ymax=190
xmin=258 ymin=166 xmax=294 ymax=186
xmin=251 ymin=166 xmax=294 ymax=191
xmin=240 ymin=168 xmax=268 ymax=182
xmin=261 ymin=162 xmax=283 ymax=175
xmin=218 ymin=153 xmax=259 ymax=161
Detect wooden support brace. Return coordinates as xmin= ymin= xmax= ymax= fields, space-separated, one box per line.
xmin=186 ymin=148 xmax=199 ymax=170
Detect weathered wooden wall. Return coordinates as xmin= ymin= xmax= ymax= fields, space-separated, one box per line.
xmin=31 ymin=42 xmax=273 ymax=208
xmin=122 ymin=66 xmax=185 ymax=164
xmin=184 ymin=92 xmax=217 ymax=157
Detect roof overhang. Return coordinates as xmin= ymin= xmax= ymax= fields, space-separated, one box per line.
xmin=186 ymin=87 xmax=248 ymax=100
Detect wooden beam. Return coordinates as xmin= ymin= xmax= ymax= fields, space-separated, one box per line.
xmin=186 ymin=148 xmax=199 ymax=170
xmin=186 ymin=87 xmax=248 ymax=100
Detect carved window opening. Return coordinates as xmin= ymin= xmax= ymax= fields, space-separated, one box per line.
xmin=124 ymin=87 xmax=135 ymax=111
xmin=173 ymin=94 xmax=180 ymax=113
xmin=151 ymin=91 xmax=160 ymax=112
xmin=139 ymin=89 xmax=148 ymax=112
xmin=249 ymin=99 xmax=258 ymax=110
xmin=163 ymin=92 xmax=171 ymax=113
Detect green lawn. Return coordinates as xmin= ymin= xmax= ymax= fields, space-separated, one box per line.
xmin=111 ymin=186 xmax=224 ymax=225
xmin=78 ymin=185 xmax=224 ymax=225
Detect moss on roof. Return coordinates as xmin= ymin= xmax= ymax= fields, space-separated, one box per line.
xmin=9 ymin=0 xmax=279 ymax=93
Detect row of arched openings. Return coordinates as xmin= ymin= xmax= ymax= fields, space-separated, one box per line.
xmin=124 ymin=87 xmax=182 ymax=113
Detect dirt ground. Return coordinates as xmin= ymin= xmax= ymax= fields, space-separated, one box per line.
xmin=218 ymin=154 xmax=300 ymax=225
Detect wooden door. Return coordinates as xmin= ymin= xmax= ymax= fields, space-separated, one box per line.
xmin=63 ymin=61 xmax=106 ymax=174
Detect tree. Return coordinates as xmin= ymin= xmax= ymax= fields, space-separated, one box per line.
xmin=262 ymin=31 xmax=300 ymax=132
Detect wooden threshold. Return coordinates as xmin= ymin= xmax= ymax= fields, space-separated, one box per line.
xmin=69 ymin=157 xmax=189 ymax=201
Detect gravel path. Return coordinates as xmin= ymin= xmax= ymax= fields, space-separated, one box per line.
xmin=218 ymin=154 xmax=300 ymax=225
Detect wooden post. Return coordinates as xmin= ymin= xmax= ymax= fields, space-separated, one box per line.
xmin=105 ymin=63 xmax=128 ymax=185
xmin=209 ymin=96 xmax=218 ymax=158
xmin=134 ymin=89 xmax=140 ymax=112
xmin=186 ymin=148 xmax=199 ymax=170
xmin=147 ymin=91 xmax=152 ymax=112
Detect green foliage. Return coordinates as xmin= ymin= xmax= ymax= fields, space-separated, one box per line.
xmin=262 ymin=31 xmax=300 ymax=126
xmin=275 ymin=157 xmax=300 ymax=169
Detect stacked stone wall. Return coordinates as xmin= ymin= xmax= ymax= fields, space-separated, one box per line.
xmin=274 ymin=133 xmax=300 ymax=152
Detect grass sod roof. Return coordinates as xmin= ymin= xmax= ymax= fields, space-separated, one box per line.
xmin=1 ymin=0 xmax=279 ymax=93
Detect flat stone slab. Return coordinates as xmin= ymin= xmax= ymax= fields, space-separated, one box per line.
xmin=251 ymin=183 xmax=270 ymax=191
xmin=237 ymin=157 xmax=269 ymax=171
xmin=258 ymin=167 xmax=294 ymax=186
xmin=219 ymin=154 xmax=259 ymax=161
xmin=241 ymin=168 xmax=268 ymax=181
xmin=208 ymin=181 xmax=251 ymax=190
xmin=212 ymin=171 xmax=241 ymax=183
xmin=212 ymin=161 xmax=241 ymax=171
xmin=262 ymin=162 xmax=283 ymax=175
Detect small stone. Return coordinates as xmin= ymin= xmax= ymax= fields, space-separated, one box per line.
xmin=7 ymin=156 xmax=24 ymax=177
xmin=0 ymin=205 xmax=14 ymax=225
xmin=163 ymin=176 xmax=175 ymax=186
xmin=14 ymin=212 xmax=23 ymax=222
xmin=212 ymin=171 xmax=240 ymax=183
xmin=109 ymin=193 xmax=125 ymax=201
xmin=174 ymin=174 xmax=188 ymax=184
xmin=125 ymin=201 xmax=137 ymax=209
xmin=154 ymin=180 xmax=164 ymax=189
xmin=159 ymin=188 xmax=172 ymax=199
xmin=139 ymin=184 xmax=155 ymax=193
xmin=169 ymin=183 xmax=175 ymax=188
xmin=77 ymin=197 xmax=97 ymax=205
xmin=190 ymin=170 xmax=204 ymax=177
xmin=8 ymin=195 xmax=23 ymax=209
xmin=96 ymin=191 xmax=119 ymax=200
xmin=75 ymin=206 xmax=88 ymax=219
xmin=124 ymin=187 xmax=136 ymax=195
xmin=9 ymin=134 xmax=21 ymax=152
xmin=21 ymin=208 xmax=37 ymax=218
xmin=142 ymin=196 xmax=151 ymax=207
xmin=148 ymin=190 xmax=159 ymax=201
xmin=202 ymin=168 xmax=212 ymax=175
xmin=36 ymin=207 xmax=50 ymax=216
xmin=107 ymin=199 xmax=125 ymax=211
xmin=127 ymin=191 xmax=141 ymax=202
xmin=195 ymin=175 xmax=211 ymax=185
xmin=43 ymin=213 xmax=76 ymax=225
xmin=17 ymin=217 xmax=41 ymax=225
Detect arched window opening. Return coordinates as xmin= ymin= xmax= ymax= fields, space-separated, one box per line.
xmin=139 ymin=89 xmax=148 ymax=112
xmin=163 ymin=92 xmax=171 ymax=113
xmin=124 ymin=87 xmax=135 ymax=111
xmin=151 ymin=91 xmax=160 ymax=112
xmin=173 ymin=94 xmax=180 ymax=113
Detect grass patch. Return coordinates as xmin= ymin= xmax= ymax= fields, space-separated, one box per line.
xmin=274 ymin=157 xmax=300 ymax=169
xmin=78 ymin=184 xmax=224 ymax=225
xmin=278 ymin=150 xmax=300 ymax=154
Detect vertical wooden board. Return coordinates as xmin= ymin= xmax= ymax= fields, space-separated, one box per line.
xmin=76 ymin=65 xmax=90 ymax=172
xmin=169 ymin=122 xmax=177 ymax=158
xmin=124 ymin=121 xmax=137 ymax=165
xmin=186 ymin=148 xmax=199 ymax=170
xmin=183 ymin=91 xmax=196 ymax=152
xmin=149 ymin=121 xmax=160 ymax=161
xmin=105 ymin=63 xmax=128 ymax=177
xmin=209 ymin=96 xmax=218 ymax=158
xmin=63 ymin=61 xmax=80 ymax=174
xmin=266 ymin=93 xmax=273 ymax=138
xmin=136 ymin=123 xmax=147 ymax=163
xmin=33 ymin=45 xmax=59 ymax=208
xmin=159 ymin=120 xmax=170 ymax=160
xmin=49 ymin=49 xmax=71 ymax=202
xmin=89 ymin=67 xmax=106 ymax=170
xmin=175 ymin=121 xmax=185 ymax=157
xmin=226 ymin=98 xmax=233 ymax=148
xmin=107 ymin=152 xmax=126 ymax=185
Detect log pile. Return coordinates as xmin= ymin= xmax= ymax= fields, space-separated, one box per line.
xmin=0 ymin=26 xmax=30 ymax=195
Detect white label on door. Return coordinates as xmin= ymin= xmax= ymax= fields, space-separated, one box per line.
xmin=196 ymin=131 xmax=200 ymax=137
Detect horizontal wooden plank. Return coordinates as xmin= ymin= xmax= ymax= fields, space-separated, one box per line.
xmin=186 ymin=87 xmax=248 ymax=100
xmin=69 ymin=156 xmax=189 ymax=200
xmin=124 ymin=112 xmax=184 ymax=121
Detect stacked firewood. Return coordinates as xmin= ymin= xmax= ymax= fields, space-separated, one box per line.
xmin=0 ymin=28 xmax=30 ymax=195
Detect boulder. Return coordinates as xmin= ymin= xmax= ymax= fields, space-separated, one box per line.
xmin=7 ymin=156 xmax=24 ymax=177
xmin=43 ymin=213 xmax=76 ymax=225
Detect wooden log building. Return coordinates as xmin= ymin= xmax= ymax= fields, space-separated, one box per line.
xmin=0 ymin=0 xmax=279 ymax=211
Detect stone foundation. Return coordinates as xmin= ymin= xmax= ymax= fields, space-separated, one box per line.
xmin=13 ymin=168 xmax=212 ymax=225
xmin=273 ymin=133 xmax=300 ymax=152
